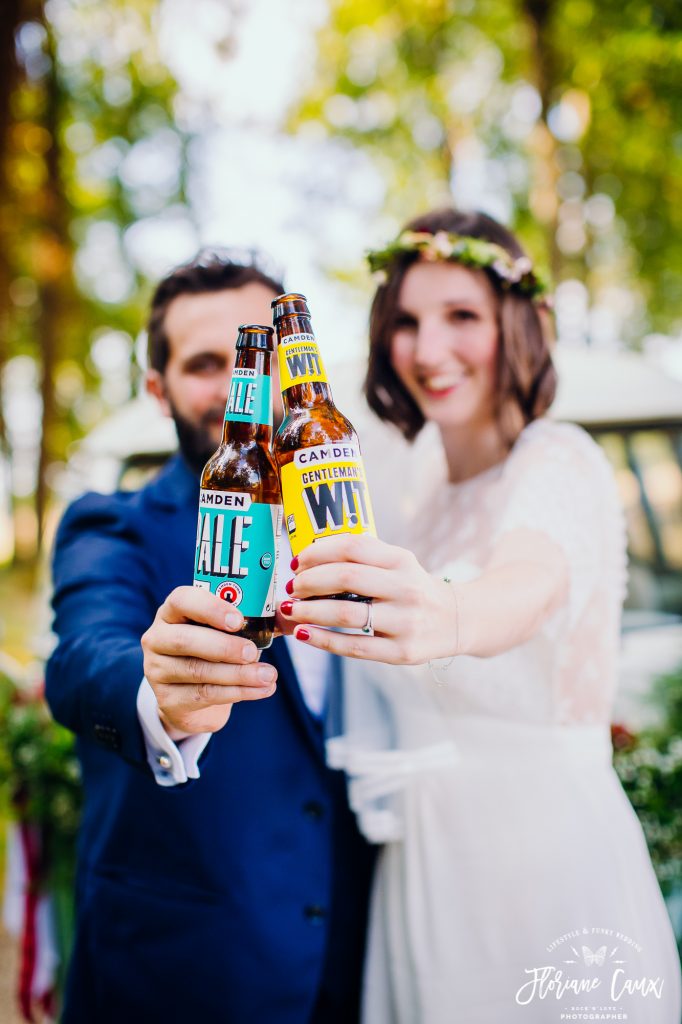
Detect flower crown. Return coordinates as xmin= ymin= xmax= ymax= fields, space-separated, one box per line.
xmin=366 ymin=230 xmax=549 ymax=302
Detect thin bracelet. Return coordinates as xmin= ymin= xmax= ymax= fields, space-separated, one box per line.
xmin=428 ymin=576 xmax=459 ymax=686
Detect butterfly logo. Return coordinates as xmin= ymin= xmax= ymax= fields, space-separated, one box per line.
xmin=564 ymin=944 xmax=626 ymax=967
xmin=582 ymin=945 xmax=607 ymax=967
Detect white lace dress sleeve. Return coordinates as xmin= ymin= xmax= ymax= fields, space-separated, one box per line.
xmin=488 ymin=419 xmax=628 ymax=722
xmin=491 ymin=419 xmax=628 ymax=631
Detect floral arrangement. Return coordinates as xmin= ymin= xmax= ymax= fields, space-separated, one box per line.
xmin=612 ymin=666 xmax=682 ymax=897
xmin=366 ymin=229 xmax=550 ymax=301
xmin=0 ymin=664 xmax=81 ymax=868
xmin=0 ymin=658 xmax=81 ymax=1017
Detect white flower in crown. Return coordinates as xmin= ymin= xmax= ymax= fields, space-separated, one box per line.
xmin=508 ymin=256 xmax=532 ymax=283
xmin=491 ymin=258 xmax=513 ymax=281
xmin=372 ymin=269 xmax=389 ymax=285
xmin=432 ymin=231 xmax=454 ymax=257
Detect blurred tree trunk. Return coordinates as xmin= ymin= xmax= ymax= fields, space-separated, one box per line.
xmin=0 ymin=3 xmax=73 ymax=564
xmin=0 ymin=0 xmax=23 ymax=368
xmin=0 ymin=1 xmax=24 ymax=456
xmin=0 ymin=0 xmax=30 ymax=565
xmin=521 ymin=0 xmax=562 ymax=280
xmin=34 ymin=19 xmax=72 ymax=558
xmin=0 ymin=0 xmax=190 ymax=569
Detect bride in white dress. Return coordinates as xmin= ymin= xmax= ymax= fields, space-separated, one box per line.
xmin=278 ymin=208 xmax=681 ymax=1023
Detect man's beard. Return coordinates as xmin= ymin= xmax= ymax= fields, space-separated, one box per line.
xmin=169 ymin=401 xmax=224 ymax=476
xmin=168 ymin=398 xmax=284 ymax=477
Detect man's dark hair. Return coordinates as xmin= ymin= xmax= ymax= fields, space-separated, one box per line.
xmin=147 ymin=248 xmax=285 ymax=374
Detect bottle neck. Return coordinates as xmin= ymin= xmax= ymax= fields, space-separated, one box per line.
xmin=275 ymin=313 xmax=334 ymax=413
xmin=221 ymin=347 xmax=273 ymax=445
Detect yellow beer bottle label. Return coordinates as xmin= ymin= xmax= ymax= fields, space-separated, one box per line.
xmin=280 ymin=442 xmax=376 ymax=556
xmin=278 ymin=333 xmax=328 ymax=390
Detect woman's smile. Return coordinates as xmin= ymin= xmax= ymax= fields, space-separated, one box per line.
xmin=415 ymin=369 xmax=470 ymax=399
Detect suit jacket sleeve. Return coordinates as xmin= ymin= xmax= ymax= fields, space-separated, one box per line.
xmin=45 ymin=491 xmax=161 ymax=773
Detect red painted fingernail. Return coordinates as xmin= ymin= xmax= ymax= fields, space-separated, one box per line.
xmin=280 ymin=600 xmax=294 ymax=616
xmin=290 ymin=556 xmax=299 ymax=571
xmin=285 ymin=578 xmax=294 ymax=595
xmin=295 ymin=627 xmax=310 ymax=642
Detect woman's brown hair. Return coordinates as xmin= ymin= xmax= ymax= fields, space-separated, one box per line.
xmin=365 ymin=208 xmax=556 ymax=444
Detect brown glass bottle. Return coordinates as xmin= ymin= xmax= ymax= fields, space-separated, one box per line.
xmin=272 ymin=294 xmax=375 ymax=601
xmin=193 ymin=325 xmax=282 ymax=649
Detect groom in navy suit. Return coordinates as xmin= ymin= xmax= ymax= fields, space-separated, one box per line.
xmin=46 ymin=250 xmax=374 ymax=1023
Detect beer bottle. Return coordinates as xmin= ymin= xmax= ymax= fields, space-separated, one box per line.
xmin=272 ymin=294 xmax=376 ymax=598
xmin=193 ymin=324 xmax=282 ymax=649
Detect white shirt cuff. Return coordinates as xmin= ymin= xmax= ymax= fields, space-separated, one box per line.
xmin=136 ymin=678 xmax=212 ymax=787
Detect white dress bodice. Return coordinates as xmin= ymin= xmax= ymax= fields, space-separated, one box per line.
xmin=380 ymin=417 xmax=627 ymax=727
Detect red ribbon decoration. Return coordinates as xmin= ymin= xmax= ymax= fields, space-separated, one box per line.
xmin=17 ymin=820 xmax=41 ymax=1022
xmin=15 ymin=821 xmax=56 ymax=1022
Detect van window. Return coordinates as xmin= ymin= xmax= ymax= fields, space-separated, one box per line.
xmin=595 ymin=428 xmax=682 ymax=616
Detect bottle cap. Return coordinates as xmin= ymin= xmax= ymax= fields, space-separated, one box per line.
xmin=236 ymin=325 xmax=274 ymax=350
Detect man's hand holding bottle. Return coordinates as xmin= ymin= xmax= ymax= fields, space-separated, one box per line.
xmin=142 ymin=586 xmax=278 ymax=738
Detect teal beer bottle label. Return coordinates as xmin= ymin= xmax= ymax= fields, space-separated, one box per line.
xmin=225 ymin=368 xmax=271 ymax=426
xmin=193 ymin=489 xmax=282 ymax=617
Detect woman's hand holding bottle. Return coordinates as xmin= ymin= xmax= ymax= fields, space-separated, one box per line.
xmin=278 ymin=534 xmax=459 ymax=664
xmin=278 ymin=528 xmax=569 ymax=665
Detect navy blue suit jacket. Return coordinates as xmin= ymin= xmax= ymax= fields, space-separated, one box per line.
xmin=46 ymin=454 xmax=374 ymax=1024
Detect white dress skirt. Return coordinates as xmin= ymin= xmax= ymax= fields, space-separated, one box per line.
xmin=331 ymin=418 xmax=682 ymax=1023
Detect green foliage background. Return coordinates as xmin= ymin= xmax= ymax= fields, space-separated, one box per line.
xmin=291 ymin=0 xmax=682 ymax=327
xmin=1 ymin=0 xmax=191 ymax=564
xmin=614 ymin=668 xmax=682 ymax=897
xmin=1 ymin=0 xmax=681 ymax=571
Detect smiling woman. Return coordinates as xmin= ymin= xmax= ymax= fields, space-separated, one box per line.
xmin=365 ymin=209 xmax=556 ymax=457
xmin=277 ymin=208 xmax=682 ymax=1023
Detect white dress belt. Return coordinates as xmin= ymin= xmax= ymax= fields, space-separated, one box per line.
xmin=327 ymin=719 xmax=613 ymax=843
xmin=327 ymin=736 xmax=459 ymax=842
